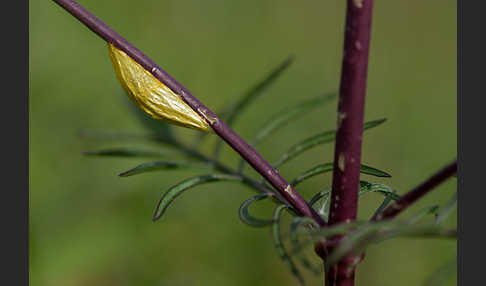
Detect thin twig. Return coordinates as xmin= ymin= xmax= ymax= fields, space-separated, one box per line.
xmin=372 ymin=160 xmax=457 ymax=221
xmin=51 ymin=0 xmax=325 ymax=226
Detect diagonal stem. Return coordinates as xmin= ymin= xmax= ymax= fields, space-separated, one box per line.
xmin=52 ymin=0 xmax=325 ymax=226
xmin=372 ymin=160 xmax=457 ymax=221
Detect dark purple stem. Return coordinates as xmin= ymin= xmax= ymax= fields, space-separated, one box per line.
xmin=320 ymin=1 xmax=374 ymax=286
xmin=52 ymin=0 xmax=325 ymax=226
xmin=373 ymin=160 xmax=457 ymax=221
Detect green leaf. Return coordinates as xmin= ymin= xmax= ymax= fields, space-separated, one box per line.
xmin=308 ymin=188 xmax=331 ymax=221
xmin=290 ymin=221 xmax=366 ymax=256
xmin=359 ymin=182 xmax=399 ymax=220
xmin=289 ymin=217 xmax=321 ymax=275
xmin=153 ymin=174 xmax=242 ymax=221
xmin=273 ymin=118 xmax=386 ymax=168
xmin=272 ymin=204 xmax=305 ymax=285
xmin=435 ymin=192 xmax=457 ymax=224
xmin=212 ymin=55 xmax=294 ymax=158
xmin=252 ymin=93 xmax=337 ymax=147
xmin=309 ymin=189 xmax=331 ymax=207
xmin=359 ymin=165 xmax=392 ymax=178
xmin=326 ymin=222 xmax=456 ymax=268
xmin=238 ymin=193 xmax=275 ymax=227
xmin=119 ymin=161 xmax=214 ymax=177
xmin=237 ymin=92 xmax=337 ymax=172
xmin=370 ymin=191 xmax=397 ymax=220
xmin=83 ymin=147 xmax=169 ymax=158
xmin=407 ymin=205 xmax=440 ymax=224
xmin=359 ymin=181 xmax=400 ymax=200
xmin=291 ymin=163 xmax=391 ymax=187
xmin=223 ymin=56 xmax=294 ymax=127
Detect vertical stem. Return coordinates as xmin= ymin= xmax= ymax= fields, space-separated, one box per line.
xmin=322 ymin=1 xmax=374 ymax=285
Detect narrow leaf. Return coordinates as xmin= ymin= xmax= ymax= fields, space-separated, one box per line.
xmin=359 ymin=165 xmax=392 ymax=178
xmin=309 ymin=188 xmax=331 ymax=221
xmin=370 ymin=191 xmax=397 ymax=220
xmin=289 ymin=217 xmax=321 ymax=275
xmin=237 ymin=92 xmax=337 ymax=172
xmin=238 ymin=193 xmax=275 ymax=227
xmin=435 ymin=192 xmax=457 ymax=224
xmin=407 ymin=205 xmax=440 ymax=224
xmin=83 ymin=147 xmax=168 ymax=158
xmin=252 ymin=92 xmax=337 ymax=147
xmin=290 ymin=221 xmax=366 ymax=256
xmin=359 ymin=181 xmax=400 ymax=200
xmin=326 ymin=222 xmax=456 ymax=268
xmin=119 ymin=161 xmax=214 ymax=177
xmin=291 ymin=163 xmax=391 ymax=187
xmin=272 ymin=204 xmax=305 ymax=285
xmin=153 ymin=174 xmax=242 ymax=221
xmin=212 ymin=55 xmax=294 ymax=158
xmin=274 ymin=118 xmax=386 ymax=168
xmin=222 ymin=55 xmax=294 ymax=127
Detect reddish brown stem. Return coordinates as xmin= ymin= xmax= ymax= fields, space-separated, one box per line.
xmin=320 ymin=1 xmax=374 ymax=285
xmin=373 ymin=160 xmax=457 ymax=221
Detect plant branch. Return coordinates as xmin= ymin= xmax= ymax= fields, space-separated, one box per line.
xmin=52 ymin=0 xmax=325 ymax=226
xmin=372 ymin=160 xmax=457 ymax=221
xmin=321 ymin=1 xmax=374 ymax=285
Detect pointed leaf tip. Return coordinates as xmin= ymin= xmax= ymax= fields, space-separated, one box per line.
xmin=152 ymin=174 xmax=242 ymax=221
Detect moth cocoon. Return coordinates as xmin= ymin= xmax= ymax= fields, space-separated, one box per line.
xmin=107 ymin=43 xmax=210 ymax=132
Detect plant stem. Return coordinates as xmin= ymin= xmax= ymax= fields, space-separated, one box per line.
xmin=320 ymin=1 xmax=374 ymax=285
xmin=372 ymin=160 xmax=457 ymax=221
xmin=52 ymin=0 xmax=325 ymax=226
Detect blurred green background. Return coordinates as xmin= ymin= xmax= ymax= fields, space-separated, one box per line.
xmin=30 ymin=0 xmax=456 ymax=285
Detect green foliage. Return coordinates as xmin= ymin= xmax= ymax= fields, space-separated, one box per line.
xmin=209 ymin=55 xmax=294 ymax=158
xmin=119 ymin=160 xmax=214 ymax=177
xmin=153 ymin=174 xmax=242 ymax=221
xmin=291 ymin=163 xmax=391 ymax=187
xmin=238 ymin=193 xmax=275 ymax=227
xmin=238 ymin=92 xmax=337 ymax=172
xmin=82 ymin=59 xmax=456 ymax=285
xmin=83 ymin=147 xmax=169 ymax=158
xmin=273 ymin=118 xmax=387 ymax=168
xmin=435 ymin=192 xmax=457 ymax=224
xmin=271 ymin=205 xmax=305 ymax=285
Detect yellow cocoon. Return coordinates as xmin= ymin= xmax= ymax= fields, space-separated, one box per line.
xmin=108 ymin=43 xmax=210 ymax=132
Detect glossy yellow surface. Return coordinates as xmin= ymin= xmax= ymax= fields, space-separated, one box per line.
xmin=108 ymin=43 xmax=210 ymax=131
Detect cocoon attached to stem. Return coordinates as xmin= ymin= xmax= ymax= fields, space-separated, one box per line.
xmin=108 ymin=43 xmax=211 ymax=132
